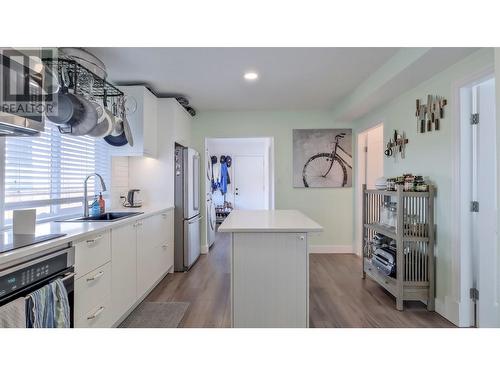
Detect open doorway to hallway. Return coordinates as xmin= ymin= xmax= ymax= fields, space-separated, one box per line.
xmin=355 ymin=124 xmax=384 ymax=255
xmin=204 ymin=137 xmax=275 ymax=249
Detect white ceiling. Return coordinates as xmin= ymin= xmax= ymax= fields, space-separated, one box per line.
xmin=88 ymin=48 xmax=399 ymax=111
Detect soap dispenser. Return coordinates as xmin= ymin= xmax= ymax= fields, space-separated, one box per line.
xmin=89 ymin=195 xmax=101 ymax=217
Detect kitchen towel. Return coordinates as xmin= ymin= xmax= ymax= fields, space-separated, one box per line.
xmin=26 ymin=278 xmax=70 ymax=328
xmin=0 ymin=297 xmax=26 ymax=328
xmin=51 ymin=278 xmax=71 ymax=328
xmin=27 ymin=283 xmax=54 ymax=328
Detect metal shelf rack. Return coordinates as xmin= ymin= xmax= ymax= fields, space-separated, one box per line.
xmin=362 ymin=184 xmax=436 ymax=311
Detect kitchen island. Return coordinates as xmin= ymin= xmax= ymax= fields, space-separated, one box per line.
xmin=218 ymin=210 xmax=323 ymax=328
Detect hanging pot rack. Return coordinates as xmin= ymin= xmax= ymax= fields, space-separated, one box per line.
xmin=42 ymin=58 xmax=125 ymax=134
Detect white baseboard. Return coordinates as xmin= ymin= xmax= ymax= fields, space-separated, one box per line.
xmin=201 ymin=245 xmax=209 ymax=254
xmin=309 ymin=245 xmax=354 ymax=254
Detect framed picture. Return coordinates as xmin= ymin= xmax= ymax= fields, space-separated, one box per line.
xmin=293 ymin=128 xmax=353 ymax=188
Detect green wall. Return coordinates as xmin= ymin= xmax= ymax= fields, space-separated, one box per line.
xmin=191 ymin=48 xmax=494 ymax=325
xmin=352 ymin=48 xmax=494 ymax=324
xmin=191 ymin=111 xmax=353 ymax=249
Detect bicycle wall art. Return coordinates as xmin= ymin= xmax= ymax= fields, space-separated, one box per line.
xmin=293 ymin=128 xmax=353 ymax=188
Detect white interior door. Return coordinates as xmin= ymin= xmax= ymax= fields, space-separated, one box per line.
xmin=234 ymin=156 xmax=266 ymax=210
xmin=473 ymin=79 xmax=499 ymax=327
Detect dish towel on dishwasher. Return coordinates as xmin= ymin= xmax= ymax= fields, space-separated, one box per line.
xmin=26 ymin=278 xmax=70 ymax=328
xmin=0 ymin=297 xmax=26 ymax=328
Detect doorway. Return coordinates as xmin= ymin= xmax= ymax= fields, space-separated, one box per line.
xmin=458 ymin=75 xmax=498 ymax=327
xmin=355 ymin=123 xmax=384 ymax=255
xmin=205 ymin=137 xmax=275 ymax=248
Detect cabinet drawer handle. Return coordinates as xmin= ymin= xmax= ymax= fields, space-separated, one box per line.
xmin=86 ymin=271 xmax=104 ymax=282
xmin=87 ymin=306 xmax=105 ymax=320
xmin=86 ymin=235 xmax=103 ymax=245
xmin=162 ymin=244 xmax=168 ymax=250
xmin=299 ymin=236 xmax=305 ymax=241
xmin=162 ymin=213 xmax=168 ymax=219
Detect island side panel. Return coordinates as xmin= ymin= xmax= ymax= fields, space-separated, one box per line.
xmin=231 ymin=232 xmax=308 ymax=328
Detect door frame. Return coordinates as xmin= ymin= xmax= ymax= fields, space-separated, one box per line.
xmin=203 ymin=137 xmax=275 ymax=248
xmin=355 ymin=122 xmax=384 ymax=256
xmin=452 ymin=65 xmax=495 ymax=327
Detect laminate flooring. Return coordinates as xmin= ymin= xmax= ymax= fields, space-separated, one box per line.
xmin=146 ymin=232 xmax=454 ymax=328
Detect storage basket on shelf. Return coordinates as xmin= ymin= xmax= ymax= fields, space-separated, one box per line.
xmin=362 ymin=184 xmax=435 ymax=311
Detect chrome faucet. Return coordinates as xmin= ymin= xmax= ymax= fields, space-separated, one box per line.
xmin=83 ymin=173 xmax=107 ymax=217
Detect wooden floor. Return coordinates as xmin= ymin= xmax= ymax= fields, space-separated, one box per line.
xmin=146 ymin=232 xmax=454 ymax=328
xmin=146 ymin=231 xmax=231 ymax=327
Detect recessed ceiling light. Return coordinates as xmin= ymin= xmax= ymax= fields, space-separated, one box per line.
xmin=244 ymin=71 xmax=259 ymax=81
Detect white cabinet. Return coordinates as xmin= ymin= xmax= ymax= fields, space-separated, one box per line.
xmin=231 ymin=232 xmax=308 ymax=328
xmin=73 ymin=210 xmax=174 ymax=328
xmin=111 ymin=85 xmax=158 ymax=158
xmin=74 ymin=230 xmax=113 ymax=328
xmin=74 ymin=231 xmax=111 ymax=279
xmin=136 ymin=219 xmax=152 ymax=297
xmin=172 ymin=99 xmax=192 ymax=147
xmin=110 ymin=222 xmax=137 ymax=324
xmin=74 ymin=262 xmax=112 ymax=328
xmin=136 ymin=211 xmax=174 ymax=297
xmin=162 ymin=211 xmax=174 ymax=273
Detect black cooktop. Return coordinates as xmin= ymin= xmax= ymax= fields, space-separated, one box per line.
xmin=0 ymin=233 xmax=67 ymax=254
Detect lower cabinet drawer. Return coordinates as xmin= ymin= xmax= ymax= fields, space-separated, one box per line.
xmin=74 ymin=262 xmax=112 ymax=328
xmin=74 ymin=231 xmax=111 ymax=279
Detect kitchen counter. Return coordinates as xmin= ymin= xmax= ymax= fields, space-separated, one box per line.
xmin=219 ymin=209 xmax=322 ymax=328
xmin=0 ymin=205 xmax=174 ymax=269
xmin=218 ymin=209 xmax=323 ymax=233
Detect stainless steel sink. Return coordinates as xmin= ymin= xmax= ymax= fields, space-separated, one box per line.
xmin=59 ymin=212 xmax=144 ymax=222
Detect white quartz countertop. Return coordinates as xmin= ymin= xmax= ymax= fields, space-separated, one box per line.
xmin=218 ymin=210 xmax=323 ymax=233
xmin=0 ymin=205 xmax=174 ymax=269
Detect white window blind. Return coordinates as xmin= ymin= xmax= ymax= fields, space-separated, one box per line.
xmin=3 ymin=123 xmax=111 ymax=227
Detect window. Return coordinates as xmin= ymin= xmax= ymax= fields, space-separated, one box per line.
xmin=1 ymin=123 xmax=111 ymax=228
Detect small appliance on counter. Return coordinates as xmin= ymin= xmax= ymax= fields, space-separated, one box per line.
xmin=122 ymin=189 xmax=142 ymax=208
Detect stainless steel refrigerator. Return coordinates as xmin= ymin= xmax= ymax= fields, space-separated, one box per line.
xmin=174 ymin=144 xmax=201 ymax=271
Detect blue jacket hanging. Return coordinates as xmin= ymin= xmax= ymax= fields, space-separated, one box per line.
xmin=219 ymin=161 xmax=229 ymax=195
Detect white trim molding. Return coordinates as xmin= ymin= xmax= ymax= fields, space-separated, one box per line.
xmin=201 ymin=244 xmax=209 ymax=254
xmin=309 ymin=245 xmax=353 ymax=254
xmin=435 ymin=296 xmax=460 ymax=326
xmin=451 ymin=65 xmax=495 ymax=327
